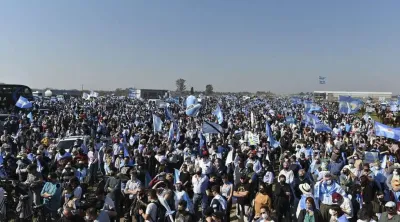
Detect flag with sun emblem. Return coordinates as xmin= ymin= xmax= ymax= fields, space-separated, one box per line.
xmin=374 ymin=122 xmax=400 ymax=141
xmin=338 ymin=96 xmax=363 ymax=114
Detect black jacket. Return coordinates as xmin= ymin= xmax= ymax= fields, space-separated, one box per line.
xmin=297 ymin=209 xmax=323 ymax=222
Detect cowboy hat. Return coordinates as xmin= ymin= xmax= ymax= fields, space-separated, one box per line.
xmin=299 ymin=183 xmax=311 ymax=194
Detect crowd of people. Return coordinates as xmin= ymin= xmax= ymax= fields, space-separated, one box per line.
xmin=0 ymin=94 xmax=399 ymax=222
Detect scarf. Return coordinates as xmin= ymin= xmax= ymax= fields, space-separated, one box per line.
xmin=356 ymin=194 xmax=363 ymax=209
xmin=211 ymin=194 xmax=227 ymax=210
xmin=174 ymin=190 xmax=193 ymax=213
xmin=315 ymin=182 xmax=338 ymax=202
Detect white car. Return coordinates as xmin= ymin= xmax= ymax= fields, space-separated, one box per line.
xmin=57 ymin=135 xmax=90 ymax=153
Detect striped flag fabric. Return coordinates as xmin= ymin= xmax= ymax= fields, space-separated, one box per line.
xmin=202 ymin=121 xmax=223 ymax=134
xmin=152 ymin=114 xmax=163 ymax=133
xmin=374 ymin=122 xmax=400 ymax=141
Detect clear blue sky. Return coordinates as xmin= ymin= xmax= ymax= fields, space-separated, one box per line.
xmin=0 ymin=1 xmax=399 ymax=93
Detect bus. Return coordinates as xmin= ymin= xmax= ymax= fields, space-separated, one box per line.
xmin=0 ymin=84 xmax=34 ymax=108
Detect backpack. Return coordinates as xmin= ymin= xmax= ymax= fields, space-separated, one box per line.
xmin=150 ymin=200 xmax=167 ymax=222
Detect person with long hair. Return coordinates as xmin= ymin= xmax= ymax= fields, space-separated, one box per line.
xmin=253 ymin=182 xmax=272 ymax=221
xmin=220 ymin=174 xmax=233 ymax=222
xmin=254 ymin=205 xmax=275 ymax=222
xmin=297 ymin=197 xmax=323 ymax=222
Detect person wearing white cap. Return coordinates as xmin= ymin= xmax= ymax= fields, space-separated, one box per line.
xmin=379 ymin=201 xmax=400 ymax=221
xmin=296 ymin=183 xmax=318 ymax=218
xmin=174 ymin=180 xmax=193 ymax=213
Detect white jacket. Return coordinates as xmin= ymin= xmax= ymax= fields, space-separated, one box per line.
xmin=340 ymin=196 xmax=353 ymax=219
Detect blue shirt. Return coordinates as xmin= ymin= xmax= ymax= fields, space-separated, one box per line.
xmin=41 ymin=182 xmax=62 ymax=211
xmin=300 ymin=147 xmax=313 ymax=158
xmin=329 ymin=160 xmax=344 ymax=176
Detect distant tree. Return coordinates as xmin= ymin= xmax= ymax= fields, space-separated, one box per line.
xmin=265 ymin=91 xmax=275 ymax=98
xmin=256 ymin=91 xmax=265 ymax=96
xmin=190 ymin=87 xmax=194 ymax=94
xmin=205 ymin=84 xmax=214 ymax=95
xmin=176 ymin=78 xmax=187 ymax=93
xmin=114 ymin=88 xmax=129 ymax=96
xmin=299 ymin=92 xmax=305 ymax=96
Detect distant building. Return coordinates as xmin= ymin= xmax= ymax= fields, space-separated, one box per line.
xmin=34 ymin=89 xmax=83 ymax=97
xmin=314 ymin=91 xmax=392 ymax=101
xmin=131 ymin=89 xmax=169 ymax=99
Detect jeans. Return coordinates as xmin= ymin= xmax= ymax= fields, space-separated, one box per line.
xmin=193 ymin=193 xmax=207 ymax=220
xmin=236 ymin=204 xmax=249 ymax=222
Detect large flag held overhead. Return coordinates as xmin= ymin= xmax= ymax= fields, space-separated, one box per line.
xmin=314 ymin=123 xmax=332 ymax=133
xmin=165 ymin=97 xmax=179 ymax=104
xmin=212 ymin=104 xmax=224 ymax=124
xmin=152 ymin=114 xmax=163 ymax=133
xmin=168 ymin=121 xmax=178 ymax=141
xmin=374 ymin=122 xmax=400 ymax=141
xmin=266 ymin=121 xmax=280 ymax=148
xmin=304 ymin=101 xmax=322 ymax=113
xmin=202 ymin=121 xmax=223 ymax=134
xmin=164 ymin=107 xmax=174 ymax=120
xmin=185 ymin=95 xmax=202 ymax=117
xmin=303 ymin=113 xmax=321 ymax=127
xmin=186 ymin=103 xmax=202 ymax=117
xmin=291 ymin=97 xmax=302 ymax=105
xmin=338 ymin=96 xmax=363 ymax=114
xmin=15 ymin=96 xmax=32 ymax=109
xmin=185 ymin=95 xmax=197 ymax=108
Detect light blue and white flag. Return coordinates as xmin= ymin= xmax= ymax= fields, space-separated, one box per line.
xmin=303 ymin=113 xmax=321 ymax=127
xmin=291 ymin=97 xmax=302 ymax=105
xmin=363 ymin=114 xmax=373 ymax=122
xmin=185 ymin=95 xmax=197 ymax=108
xmin=304 ymin=101 xmax=322 ymax=113
xmin=164 ymin=107 xmax=174 ymax=120
xmin=212 ymin=104 xmax=224 ymax=124
xmin=202 ymin=121 xmax=223 ymax=134
xmin=186 ymin=103 xmax=202 ymax=117
xmin=152 ymin=114 xmax=163 ymax=133
xmin=15 ymin=96 xmax=32 ymax=109
xmin=266 ymin=121 xmax=280 ymax=148
xmin=374 ymin=122 xmax=400 ymax=141
xmin=168 ymin=121 xmax=178 ymax=141
xmin=174 ymin=168 xmax=180 ymax=184
xmin=314 ymin=123 xmax=332 ymax=133
xmin=37 ymin=160 xmax=43 ymax=172
xmin=285 ymin=116 xmax=296 ymax=124
xmin=338 ymin=96 xmax=363 ymax=114
xmin=27 ymin=112 xmax=33 ymax=123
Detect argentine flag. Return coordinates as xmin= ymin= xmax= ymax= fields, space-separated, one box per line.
xmin=152 ymin=114 xmax=163 ymax=133
xmin=15 ymin=96 xmax=32 ymax=109
xmin=212 ymin=104 xmax=224 ymax=124
xmin=338 ymin=96 xmax=363 ymax=114
xmin=266 ymin=121 xmax=280 ymax=148
xmin=374 ymin=122 xmax=400 ymax=141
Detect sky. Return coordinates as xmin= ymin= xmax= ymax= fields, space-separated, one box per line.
xmin=0 ymin=1 xmax=399 ymax=94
